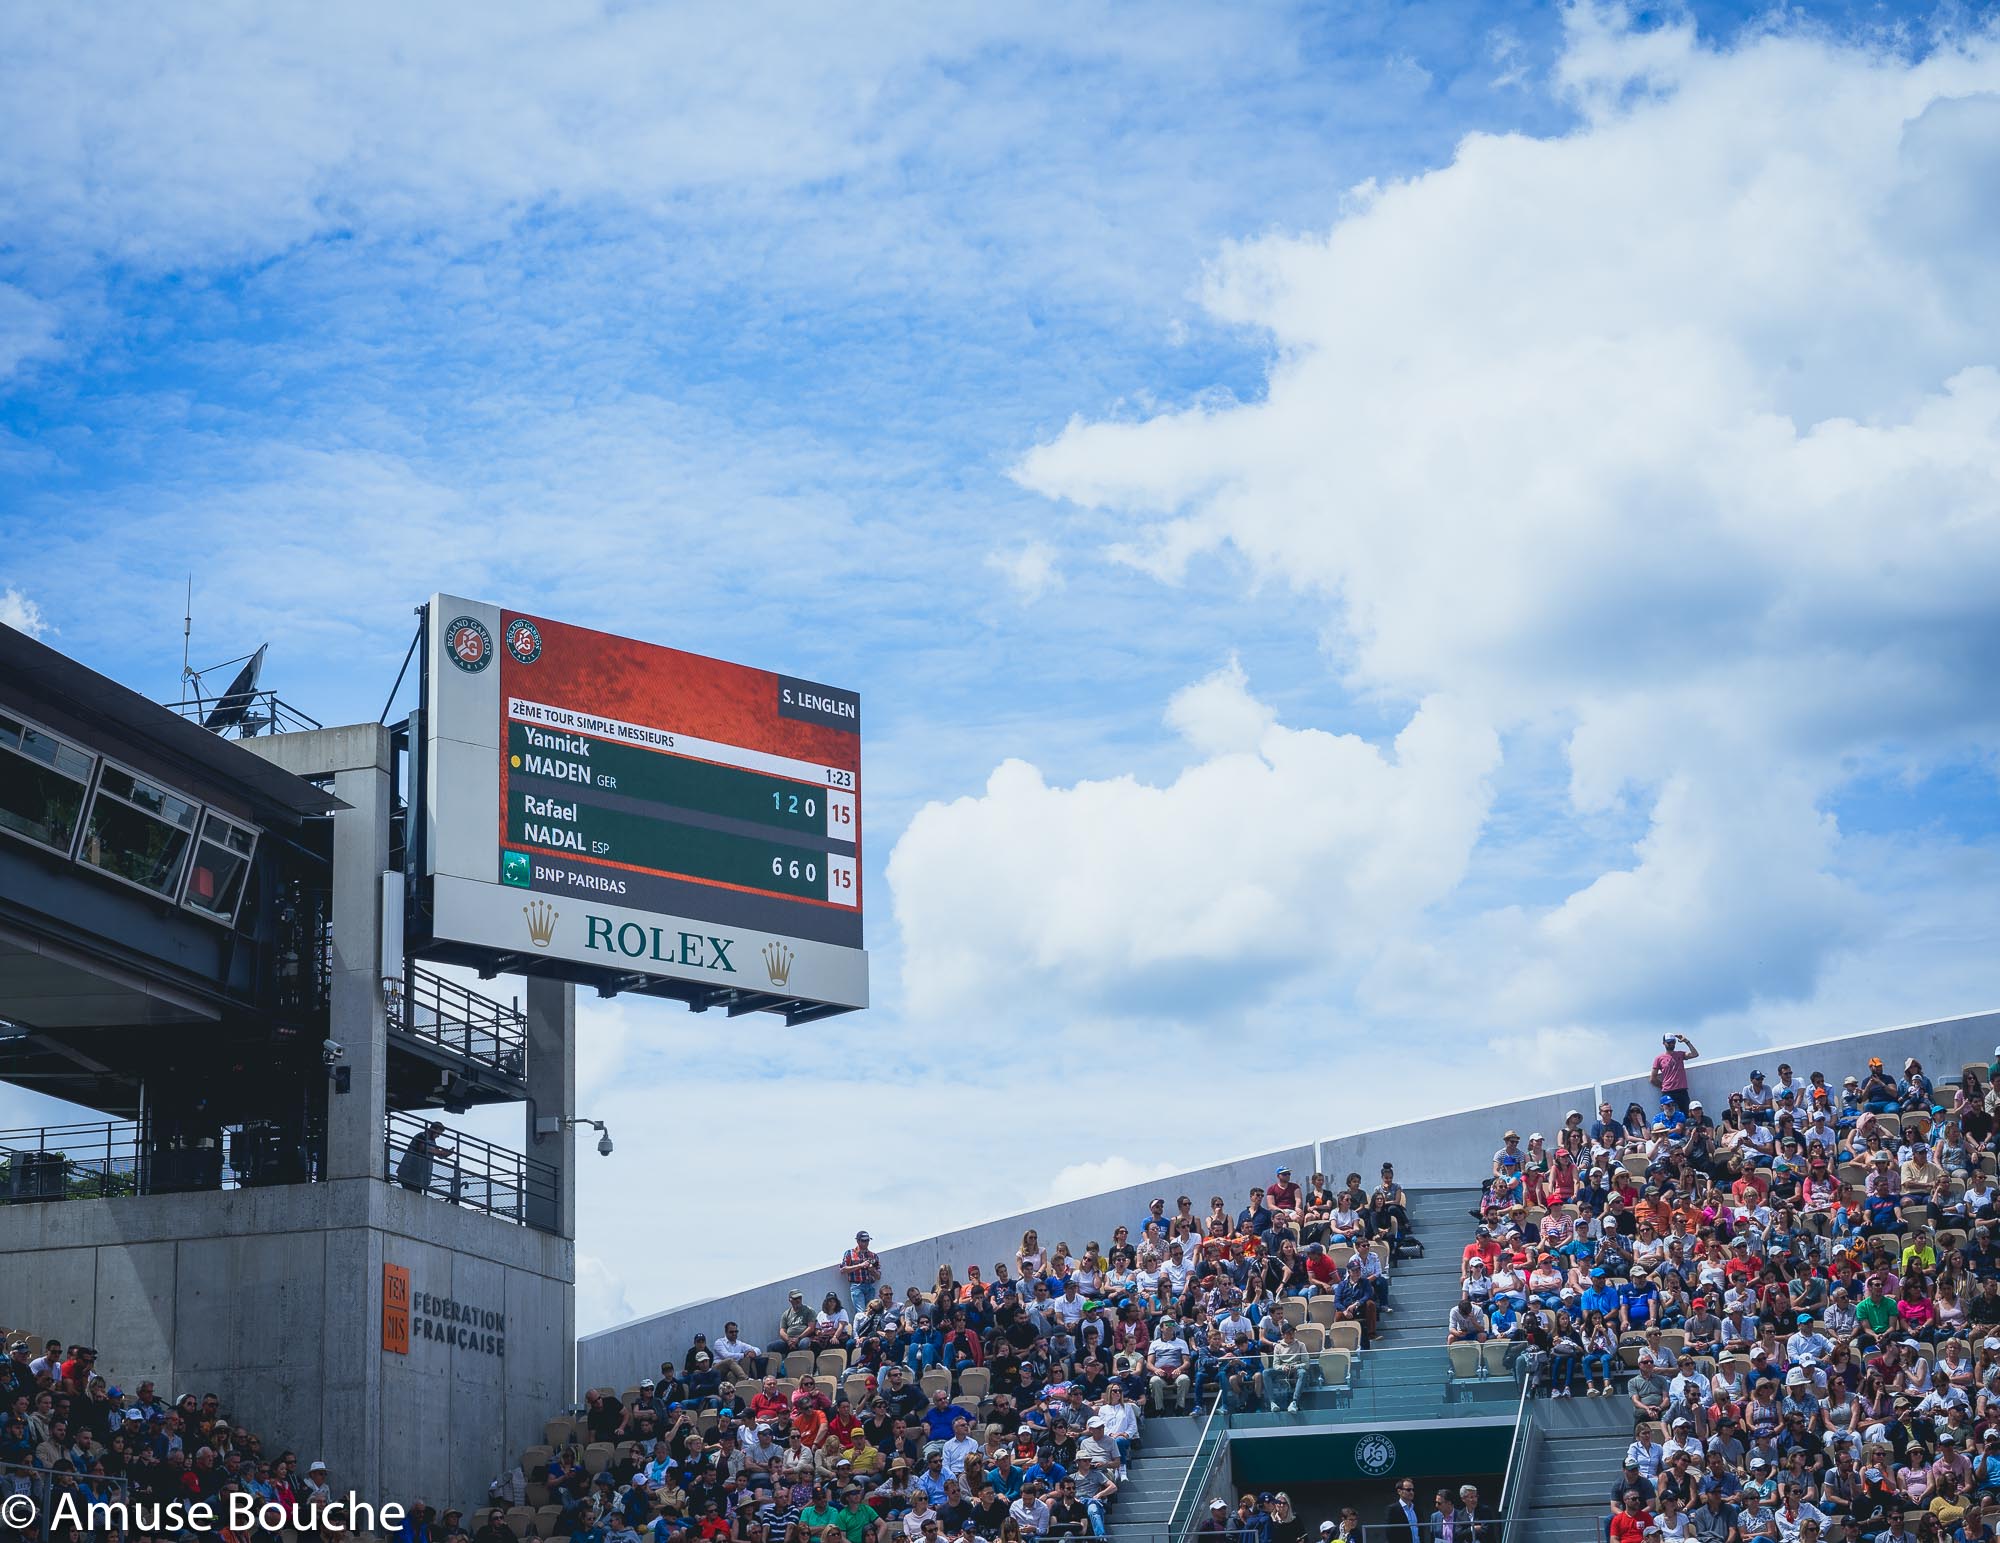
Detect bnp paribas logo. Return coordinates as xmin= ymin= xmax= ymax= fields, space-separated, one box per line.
xmin=522 ymin=900 xmax=559 ymax=948
xmin=762 ymin=942 xmax=793 ymax=987
xmin=501 ymin=851 xmax=531 ymax=888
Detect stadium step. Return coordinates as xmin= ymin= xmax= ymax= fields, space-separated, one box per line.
xmin=1508 ymin=1399 xmax=1633 ymax=1538
xmin=1105 ymin=1411 xmax=1204 ymax=1540
xmin=1369 ymin=1186 xmax=1481 ymax=1353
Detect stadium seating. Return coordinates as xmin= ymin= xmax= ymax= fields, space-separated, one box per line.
xmin=0 ymin=1325 xmax=344 ymax=1541
xmin=1454 ymin=1043 xmax=2000 ymax=1539
xmin=530 ymin=1160 xmax=1429 ymax=1538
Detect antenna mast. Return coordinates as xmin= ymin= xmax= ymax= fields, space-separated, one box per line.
xmin=180 ymin=577 xmax=193 ymax=709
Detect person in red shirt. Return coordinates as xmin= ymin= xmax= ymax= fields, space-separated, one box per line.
xmin=750 ymin=1377 xmax=789 ymax=1427
xmin=1303 ymin=1245 xmax=1338 ymax=1292
xmin=1607 ymin=1489 xmax=1656 ymax=1543
xmin=1267 ymin=1167 xmax=1302 ymax=1231
xmin=1461 ymin=1228 xmax=1500 ymax=1274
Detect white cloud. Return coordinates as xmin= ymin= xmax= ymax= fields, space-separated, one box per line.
xmin=1044 ymin=1156 xmax=1178 ymax=1204
xmin=886 ymin=671 xmax=1498 ymax=1016
xmin=1162 ymin=655 xmax=1273 ymax=757
xmin=1013 ymin=9 xmax=2000 ymax=1030
xmin=985 ymin=541 xmax=1064 ymax=601
xmin=0 ymin=586 xmax=49 ymax=637
xmin=576 ymin=1254 xmax=637 ymax=1334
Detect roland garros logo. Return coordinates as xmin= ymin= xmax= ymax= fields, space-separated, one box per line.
xmin=446 ymin=616 xmax=492 ymax=673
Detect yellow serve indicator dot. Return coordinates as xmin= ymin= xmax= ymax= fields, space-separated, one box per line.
xmin=511 ymin=754 xmax=521 ymax=767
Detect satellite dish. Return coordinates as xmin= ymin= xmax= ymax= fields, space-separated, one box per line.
xmin=202 ymin=644 xmax=267 ymax=734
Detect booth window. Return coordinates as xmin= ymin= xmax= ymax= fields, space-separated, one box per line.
xmin=79 ymin=764 xmax=200 ymax=898
xmin=0 ymin=710 xmax=97 ymax=857
xmin=181 ymin=809 xmax=257 ymax=923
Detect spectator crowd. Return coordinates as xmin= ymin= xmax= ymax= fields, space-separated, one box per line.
xmin=528 ymin=1171 xmax=1426 ymax=1543
xmin=0 ymin=1331 xmax=428 ymax=1543
xmin=1450 ymin=1033 xmax=2000 ymax=1541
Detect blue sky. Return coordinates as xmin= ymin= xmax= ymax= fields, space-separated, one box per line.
xmin=4 ymin=2 xmax=1999 ymax=1328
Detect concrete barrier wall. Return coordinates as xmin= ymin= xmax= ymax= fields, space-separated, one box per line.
xmin=1598 ymin=1010 xmax=2000 ymax=1123
xmin=1316 ymin=1085 xmax=1597 ymax=1190
xmin=576 ymin=1142 xmax=1313 ymax=1394
xmin=0 ymin=1177 xmax=571 ymax=1515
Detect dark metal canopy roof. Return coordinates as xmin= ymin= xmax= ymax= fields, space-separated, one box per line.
xmin=0 ymin=623 xmax=343 ymax=821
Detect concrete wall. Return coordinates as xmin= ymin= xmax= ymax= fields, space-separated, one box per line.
xmin=1598 ymin=1010 xmax=2000 ymax=1122
xmin=580 ymin=1008 xmax=2000 ymax=1394
xmin=0 ymin=1177 xmax=571 ymax=1514
xmin=576 ymin=1142 xmax=1314 ymax=1394
xmin=1316 ymin=1084 xmax=1597 ymax=1190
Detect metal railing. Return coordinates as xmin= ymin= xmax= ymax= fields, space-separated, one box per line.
xmin=168 ymin=687 xmax=321 ymax=738
xmin=384 ymin=1108 xmax=558 ymax=1232
xmin=1167 ymin=1390 xmax=1229 ymax=1543
xmin=386 ymin=965 xmax=528 ymax=1081
xmin=0 ymin=1119 xmax=320 ymax=1204
xmin=0 ymin=1122 xmax=141 ymax=1203
xmin=1494 ymin=1360 xmax=1538 ymax=1521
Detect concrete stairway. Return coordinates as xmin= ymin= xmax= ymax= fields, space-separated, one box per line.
xmin=1104 ymin=1409 xmax=1204 ymax=1543
xmin=1511 ymin=1394 xmax=1630 ymax=1542
xmin=1370 ymin=1187 xmax=1481 ymax=1351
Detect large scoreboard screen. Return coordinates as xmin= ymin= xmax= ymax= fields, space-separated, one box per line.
xmin=420 ymin=594 xmax=867 ymax=1013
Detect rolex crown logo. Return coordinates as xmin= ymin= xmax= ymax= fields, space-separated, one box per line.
xmin=762 ymin=942 xmax=793 ymax=987
xmin=523 ymin=900 xmax=559 ymax=948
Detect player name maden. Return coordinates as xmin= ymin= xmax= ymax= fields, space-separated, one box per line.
xmin=520 ymin=726 xmax=595 ymax=785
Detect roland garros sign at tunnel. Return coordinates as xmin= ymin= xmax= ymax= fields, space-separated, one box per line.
xmin=419 ymin=594 xmax=868 ymax=1012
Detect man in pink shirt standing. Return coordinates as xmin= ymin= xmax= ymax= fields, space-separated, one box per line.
xmin=1650 ymin=1033 xmax=1699 ymax=1115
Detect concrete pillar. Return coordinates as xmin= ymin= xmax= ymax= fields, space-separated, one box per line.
xmin=245 ymin=725 xmax=393 ymax=1181
xmin=523 ymin=976 xmax=575 ymax=1239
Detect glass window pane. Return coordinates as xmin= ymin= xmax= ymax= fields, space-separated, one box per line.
xmin=96 ymin=766 xmax=199 ymax=829
xmin=0 ymin=745 xmax=90 ymax=853
xmin=80 ymin=789 xmax=194 ymax=896
xmin=184 ymin=837 xmax=250 ymax=919
xmin=0 ymin=712 xmax=20 ymax=752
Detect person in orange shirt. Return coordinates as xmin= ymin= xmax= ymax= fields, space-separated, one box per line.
xmin=793 ymin=1401 xmax=830 ymax=1450
xmin=1461 ymin=1227 xmax=1500 ymax=1274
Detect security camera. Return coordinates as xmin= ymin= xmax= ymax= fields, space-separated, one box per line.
xmin=596 ymin=1131 xmax=614 ymax=1158
xmin=321 ymin=1039 xmax=346 ymax=1065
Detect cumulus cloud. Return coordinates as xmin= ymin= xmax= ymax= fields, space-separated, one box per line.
xmin=0 ymin=587 xmax=49 ymax=637
xmin=1011 ymin=8 xmax=2000 ymax=1030
xmin=887 ymin=668 xmax=1499 ymax=1016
